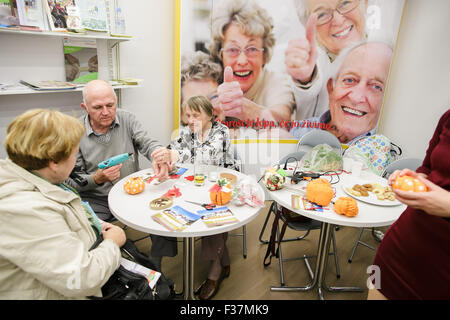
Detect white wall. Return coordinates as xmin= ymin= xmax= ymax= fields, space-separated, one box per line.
xmin=119 ymin=0 xmax=174 ymax=147
xmin=379 ymin=0 xmax=450 ymax=160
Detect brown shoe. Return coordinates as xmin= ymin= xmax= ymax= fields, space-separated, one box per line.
xmin=198 ymin=266 xmax=230 ymax=300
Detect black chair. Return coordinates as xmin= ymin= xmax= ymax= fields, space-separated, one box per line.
xmin=258 ymin=151 xmax=308 ymax=244
xmin=260 ymin=151 xmax=341 ymax=287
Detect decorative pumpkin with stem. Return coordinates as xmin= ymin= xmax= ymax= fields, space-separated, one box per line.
xmin=124 ymin=177 xmax=145 ymax=195
xmin=209 ymin=178 xmax=232 ymax=205
xmin=392 ymin=175 xmax=428 ymax=192
xmin=305 ymin=178 xmax=334 ymax=206
xmin=334 ymin=197 xmax=359 ymax=217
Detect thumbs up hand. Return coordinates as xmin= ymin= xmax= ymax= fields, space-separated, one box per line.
xmin=217 ymin=66 xmax=244 ymax=119
xmin=285 ymin=14 xmax=318 ymax=83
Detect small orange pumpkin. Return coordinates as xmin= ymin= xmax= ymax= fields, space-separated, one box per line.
xmin=124 ymin=177 xmax=145 ymax=195
xmin=305 ymin=178 xmax=334 ymax=206
xmin=334 ymin=197 xmax=359 ymax=217
xmin=392 ymin=175 xmax=427 ymax=192
xmin=209 ymin=178 xmax=232 ymax=206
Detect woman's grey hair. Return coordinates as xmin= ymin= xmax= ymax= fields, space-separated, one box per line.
xmin=327 ymin=39 xmax=393 ymax=85
xmin=294 ymin=0 xmax=368 ymax=26
xmin=294 ymin=0 xmax=310 ymax=26
xmin=208 ymin=0 xmax=275 ymax=65
xmin=180 ymin=51 xmax=223 ymax=88
xmin=183 ymin=95 xmax=214 ymax=121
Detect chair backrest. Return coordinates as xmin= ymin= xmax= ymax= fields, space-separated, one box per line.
xmin=278 ymin=151 xmax=307 ymax=169
xmin=381 ymin=157 xmax=422 ymax=179
xmin=297 ymin=130 xmax=343 ymax=155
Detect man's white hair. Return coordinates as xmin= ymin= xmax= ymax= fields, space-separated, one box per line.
xmin=82 ymin=80 xmax=117 ymax=106
xmin=327 ymin=38 xmax=393 ymax=85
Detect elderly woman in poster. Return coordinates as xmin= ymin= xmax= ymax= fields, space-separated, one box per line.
xmin=209 ymin=0 xmax=295 ymax=128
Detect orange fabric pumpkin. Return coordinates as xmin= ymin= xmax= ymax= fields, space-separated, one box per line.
xmin=209 ymin=178 xmax=232 ymax=205
xmin=124 ymin=177 xmax=145 ymax=195
xmin=305 ymin=178 xmax=334 ymax=206
xmin=392 ymin=175 xmax=427 ymax=192
xmin=334 ymin=197 xmax=359 ymax=217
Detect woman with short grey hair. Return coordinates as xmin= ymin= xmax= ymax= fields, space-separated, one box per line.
xmin=208 ymin=0 xmax=295 ymax=129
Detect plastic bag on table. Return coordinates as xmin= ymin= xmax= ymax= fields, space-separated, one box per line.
xmin=299 ymin=144 xmax=343 ymax=172
xmin=233 ymin=177 xmax=265 ymax=207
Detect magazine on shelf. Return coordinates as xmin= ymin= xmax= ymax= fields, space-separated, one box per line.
xmin=19 ymin=80 xmax=78 ymax=91
xmin=152 ymin=205 xmax=203 ymax=231
xmin=108 ymin=0 xmax=130 ymax=37
xmin=0 ymin=0 xmax=18 ymax=27
xmin=11 ymin=0 xmax=47 ymax=30
xmin=63 ymin=37 xmax=98 ymax=83
xmin=77 ymin=0 xmax=108 ymax=32
xmin=42 ymin=0 xmax=71 ymax=31
xmin=120 ymin=258 xmax=161 ymax=290
xmin=199 ymin=207 xmax=239 ymax=228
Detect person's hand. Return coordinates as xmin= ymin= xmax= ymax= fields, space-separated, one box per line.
xmin=285 ymin=14 xmax=318 ymax=84
xmin=212 ymin=94 xmax=225 ymax=122
xmin=94 ymin=164 xmax=122 ymax=184
xmin=101 ymin=221 xmax=114 ymax=232
xmin=387 ymin=168 xmax=422 ymax=186
xmin=151 ymin=147 xmax=172 ymax=164
xmin=152 ymin=161 xmax=169 ymax=181
xmin=392 ymin=175 xmax=450 ymax=218
xmin=217 ymin=66 xmax=244 ymax=119
xmin=102 ymin=224 xmax=126 ymax=247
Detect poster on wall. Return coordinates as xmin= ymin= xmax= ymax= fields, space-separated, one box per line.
xmin=175 ymin=0 xmax=405 ymax=175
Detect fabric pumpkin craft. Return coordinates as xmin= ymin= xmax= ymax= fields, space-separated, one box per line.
xmin=262 ymin=167 xmax=287 ymax=191
xmin=392 ymin=175 xmax=427 ymax=192
xmin=305 ymin=178 xmax=334 ymax=206
xmin=124 ymin=177 xmax=145 ymax=195
xmin=210 ymin=178 xmax=232 ymax=205
xmin=334 ymin=197 xmax=359 ymax=217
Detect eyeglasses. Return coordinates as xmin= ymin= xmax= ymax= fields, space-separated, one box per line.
xmin=314 ymin=0 xmax=360 ymax=26
xmin=220 ymin=46 xmax=264 ymax=58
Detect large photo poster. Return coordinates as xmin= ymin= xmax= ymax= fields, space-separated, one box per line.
xmin=175 ymin=0 xmax=405 ymax=176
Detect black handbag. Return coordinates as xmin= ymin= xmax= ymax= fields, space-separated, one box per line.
xmin=88 ymin=238 xmax=175 ymax=300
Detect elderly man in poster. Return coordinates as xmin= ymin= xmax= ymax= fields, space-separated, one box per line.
xmin=286 ymin=0 xmax=369 ymax=120
xmin=290 ymin=40 xmax=393 ymax=144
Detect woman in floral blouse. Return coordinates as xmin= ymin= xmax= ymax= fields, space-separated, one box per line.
xmin=172 ymin=96 xmax=236 ymax=170
xmin=170 ymin=95 xmax=236 ymax=300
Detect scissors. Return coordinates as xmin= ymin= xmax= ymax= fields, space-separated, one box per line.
xmin=184 ymin=200 xmax=216 ymax=210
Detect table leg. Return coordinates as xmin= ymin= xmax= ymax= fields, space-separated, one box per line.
xmin=182 ymin=237 xmax=196 ymax=300
xmin=175 ymin=239 xmax=188 ymax=298
xmin=270 ymin=222 xmax=363 ymax=299
xmin=320 ymin=223 xmax=364 ymax=297
xmin=270 ymin=223 xmax=325 ymax=292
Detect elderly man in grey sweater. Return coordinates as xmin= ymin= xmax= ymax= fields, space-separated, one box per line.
xmin=66 ymin=80 xmax=178 ymax=270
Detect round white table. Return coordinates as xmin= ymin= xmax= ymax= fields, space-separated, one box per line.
xmin=266 ymin=167 xmax=406 ymax=300
xmin=108 ymin=165 xmax=265 ymax=300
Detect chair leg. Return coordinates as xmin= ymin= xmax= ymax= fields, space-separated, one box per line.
xmin=258 ymin=202 xmax=276 ymax=244
xmin=331 ymin=229 xmax=340 ymax=279
xmin=348 ymin=228 xmax=365 ymax=263
xmin=242 ymin=225 xmax=247 ymax=259
xmin=276 ymin=223 xmax=285 ymax=286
